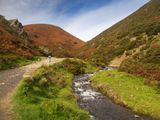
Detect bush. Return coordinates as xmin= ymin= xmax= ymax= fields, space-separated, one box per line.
xmin=125 ymin=51 xmax=132 ymax=56
xmin=146 ymin=23 xmax=160 ymax=36
xmin=62 ymin=59 xmax=87 ymax=75
xmin=113 ymin=47 xmax=125 ymax=56
xmin=142 ymin=45 xmax=160 ymax=64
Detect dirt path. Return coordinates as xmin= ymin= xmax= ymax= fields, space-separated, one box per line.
xmin=0 ymin=57 xmax=64 ymax=120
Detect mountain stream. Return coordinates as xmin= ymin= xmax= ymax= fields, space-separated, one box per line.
xmin=73 ymin=68 xmax=153 ymax=120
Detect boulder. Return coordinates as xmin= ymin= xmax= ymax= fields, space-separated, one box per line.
xmin=9 ymin=19 xmax=29 ymax=46
xmin=9 ymin=19 xmax=23 ymax=30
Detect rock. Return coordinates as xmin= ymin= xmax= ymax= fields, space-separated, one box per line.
xmin=0 ymin=15 xmax=7 ymax=23
xmin=90 ymin=115 xmax=96 ymax=120
xmin=134 ymin=115 xmax=140 ymax=118
xmin=9 ymin=19 xmax=29 ymax=46
xmin=9 ymin=19 xmax=23 ymax=30
xmin=0 ymin=15 xmax=5 ymax=22
xmin=0 ymin=82 xmax=5 ymax=85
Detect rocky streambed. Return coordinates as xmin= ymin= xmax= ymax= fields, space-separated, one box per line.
xmin=73 ymin=69 xmax=153 ymax=120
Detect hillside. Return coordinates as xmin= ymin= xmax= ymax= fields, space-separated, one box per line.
xmin=78 ymin=0 xmax=160 ymax=81
xmin=78 ymin=0 xmax=160 ymax=64
xmin=0 ymin=15 xmax=38 ymax=70
xmin=24 ymin=24 xmax=85 ymax=57
xmin=0 ymin=16 xmax=34 ymax=57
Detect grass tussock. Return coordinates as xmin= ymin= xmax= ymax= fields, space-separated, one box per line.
xmin=90 ymin=70 xmax=160 ymax=120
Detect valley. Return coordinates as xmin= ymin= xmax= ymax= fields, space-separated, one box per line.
xmin=0 ymin=0 xmax=160 ymax=120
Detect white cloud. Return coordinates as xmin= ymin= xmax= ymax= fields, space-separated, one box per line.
xmin=0 ymin=0 xmax=62 ymax=24
xmin=0 ymin=0 xmax=149 ymax=41
xmin=64 ymin=0 xmax=150 ymax=41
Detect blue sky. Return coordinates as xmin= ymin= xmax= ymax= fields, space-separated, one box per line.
xmin=0 ymin=0 xmax=149 ymax=41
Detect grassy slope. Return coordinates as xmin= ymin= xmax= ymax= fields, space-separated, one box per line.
xmin=12 ymin=59 xmax=98 ymax=120
xmin=90 ymin=70 xmax=160 ymax=119
xmin=78 ymin=0 xmax=160 ymax=65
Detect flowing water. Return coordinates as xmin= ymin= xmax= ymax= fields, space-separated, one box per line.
xmin=73 ymin=69 xmax=153 ymax=120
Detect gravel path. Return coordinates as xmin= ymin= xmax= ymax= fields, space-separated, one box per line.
xmin=0 ymin=57 xmax=64 ymax=120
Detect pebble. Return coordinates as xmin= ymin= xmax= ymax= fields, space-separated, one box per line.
xmin=90 ymin=115 xmax=96 ymax=120
xmin=0 ymin=82 xmax=5 ymax=85
xmin=134 ymin=115 xmax=140 ymax=118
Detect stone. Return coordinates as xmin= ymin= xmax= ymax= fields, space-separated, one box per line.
xmin=9 ymin=19 xmax=29 ymax=46
xmin=9 ymin=19 xmax=23 ymax=29
xmin=134 ymin=115 xmax=140 ymax=118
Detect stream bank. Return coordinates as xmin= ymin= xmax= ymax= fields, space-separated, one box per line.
xmin=73 ymin=70 xmax=153 ymax=120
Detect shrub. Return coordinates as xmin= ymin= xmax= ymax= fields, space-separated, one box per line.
xmin=125 ymin=51 xmax=132 ymax=56
xmin=119 ymin=59 xmax=160 ymax=81
xmin=146 ymin=23 xmax=160 ymax=36
xmin=113 ymin=47 xmax=125 ymax=56
xmin=62 ymin=59 xmax=87 ymax=75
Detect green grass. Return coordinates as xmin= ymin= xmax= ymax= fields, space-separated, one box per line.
xmin=84 ymin=61 xmax=100 ymax=73
xmin=90 ymin=70 xmax=160 ymax=120
xmin=12 ymin=59 xmax=91 ymax=120
xmin=0 ymin=54 xmax=40 ymax=70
